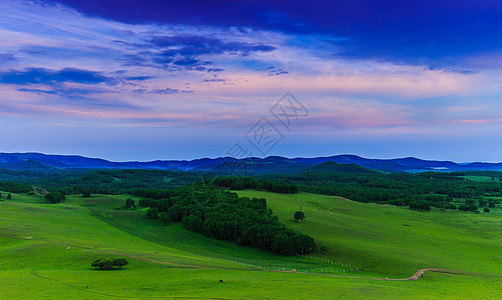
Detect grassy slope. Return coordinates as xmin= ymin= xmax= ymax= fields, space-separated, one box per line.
xmin=237 ymin=191 xmax=502 ymax=277
xmin=0 ymin=191 xmax=500 ymax=299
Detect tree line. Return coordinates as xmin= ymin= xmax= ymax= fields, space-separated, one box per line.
xmin=0 ymin=181 xmax=32 ymax=193
xmin=213 ymin=177 xmax=298 ymax=193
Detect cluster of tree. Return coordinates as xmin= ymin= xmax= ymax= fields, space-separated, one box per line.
xmin=213 ymin=177 xmax=298 ymax=193
xmin=0 ymin=181 xmax=32 ymax=193
xmin=133 ymin=188 xmax=171 ymax=200
xmin=0 ymin=192 xmax=12 ymax=199
xmin=479 ymin=199 xmax=496 ymax=208
xmin=0 ymin=168 xmax=200 ymax=196
xmin=140 ymin=184 xmax=315 ymax=255
xmin=409 ymin=201 xmax=431 ymax=211
xmin=45 ymin=191 xmax=66 ymax=203
xmin=91 ymin=257 xmax=128 ymax=270
xmin=125 ymin=198 xmax=135 ymax=209
xmin=82 ymin=189 xmax=91 ymax=198
xmin=458 ymin=204 xmax=480 ymax=212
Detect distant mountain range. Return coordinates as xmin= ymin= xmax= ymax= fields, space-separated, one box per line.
xmin=1 ymin=152 xmax=502 ymax=173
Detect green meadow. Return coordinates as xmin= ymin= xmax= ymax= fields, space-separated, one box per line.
xmin=0 ymin=191 xmax=500 ymax=299
xmin=463 ymin=175 xmax=501 ymax=182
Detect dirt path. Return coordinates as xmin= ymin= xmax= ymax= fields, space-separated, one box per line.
xmin=2 ymin=233 xmax=498 ymax=282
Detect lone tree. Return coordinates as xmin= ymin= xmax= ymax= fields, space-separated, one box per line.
xmin=7 ymin=193 xmax=12 ymax=200
xmin=82 ymin=190 xmax=91 ymax=198
xmin=294 ymin=211 xmax=305 ymax=223
xmin=91 ymin=257 xmax=129 ymax=270
xmin=125 ymin=198 xmax=135 ymax=209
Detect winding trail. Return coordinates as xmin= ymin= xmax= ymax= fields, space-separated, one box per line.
xmin=1 ymin=233 xmax=499 ymax=282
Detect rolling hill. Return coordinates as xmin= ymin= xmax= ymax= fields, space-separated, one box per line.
xmin=303 ymin=161 xmax=378 ymax=173
xmin=0 ymin=190 xmax=500 ymax=298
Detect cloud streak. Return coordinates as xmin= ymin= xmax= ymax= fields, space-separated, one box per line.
xmin=0 ymin=68 xmax=114 ymax=85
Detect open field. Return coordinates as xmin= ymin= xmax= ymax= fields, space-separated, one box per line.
xmin=0 ymin=191 xmax=500 ymax=299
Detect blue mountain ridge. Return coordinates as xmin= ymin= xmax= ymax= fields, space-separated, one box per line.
xmin=1 ymin=152 xmax=502 ymax=173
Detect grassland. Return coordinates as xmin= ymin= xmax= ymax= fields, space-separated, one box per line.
xmin=0 ymin=190 xmax=500 ymax=299
xmin=237 ymin=191 xmax=502 ymax=276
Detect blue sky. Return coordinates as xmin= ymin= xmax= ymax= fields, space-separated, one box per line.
xmin=1 ymin=0 xmax=502 ymax=161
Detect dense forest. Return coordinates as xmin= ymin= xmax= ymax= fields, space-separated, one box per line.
xmin=264 ymin=171 xmax=501 ymax=211
xmin=0 ymin=168 xmax=200 ymax=194
xmin=1 ymin=167 xmax=500 ymax=212
xmin=136 ymin=184 xmax=315 ymax=255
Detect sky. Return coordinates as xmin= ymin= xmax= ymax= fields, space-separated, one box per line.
xmin=1 ymin=0 xmax=502 ymax=162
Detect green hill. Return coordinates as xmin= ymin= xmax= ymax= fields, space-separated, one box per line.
xmin=0 ymin=190 xmax=500 ymax=299
xmin=305 ymin=161 xmax=379 ymax=173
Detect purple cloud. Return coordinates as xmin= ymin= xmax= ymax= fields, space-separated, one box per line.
xmin=151 ymin=35 xmax=275 ymax=58
xmin=0 ymin=53 xmax=17 ymax=63
xmin=0 ymin=68 xmax=115 ymax=85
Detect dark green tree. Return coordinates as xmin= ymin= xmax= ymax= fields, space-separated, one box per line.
xmin=113 ymin=258 xmax=128 ymax=269
xmin=125 ymin=198 xmax=135 ymax=209
xmin=7 ymin=193 xmax=12 ymax=200
xmin=82 ymin=190 xmax=91 ymax=198
xmin=139 ymin=184 xmax=315 ymax=255
xmin=45 ymin=192 xmax=65 ymax=203
xmin=182 ymin=215 xmax=203 ymax=232
xmin=320 ymin=244 xmax=328 ymax=253
xmin=159 ymin=212 xmax=172 ymax=224
xmin=91 ymin=257 xmax=129 ymax=270
xmin=484 ymin=207 xmax=490 ymax=213
xmin=294 ymin=211 xmax=305 ymax=223
xmin=146 ymin=207 xmax=159 ymax=220
xmin=91 ymin=257 xmax=114 ymax=270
